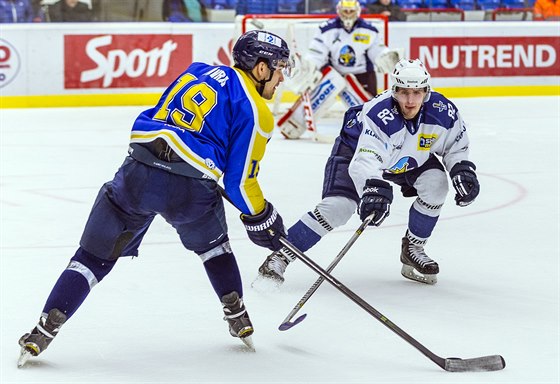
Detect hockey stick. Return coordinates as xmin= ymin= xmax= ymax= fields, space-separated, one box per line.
xmin=279 ymin=237 xmax=506 ymax=372
xmin=278 ymin=214 xmax=374 ymax=331
xmin=217 ymin=186 xmax=505 ymax=372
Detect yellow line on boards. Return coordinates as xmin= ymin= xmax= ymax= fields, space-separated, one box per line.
xmin=1 ymin=86 xmax=559 ymax=109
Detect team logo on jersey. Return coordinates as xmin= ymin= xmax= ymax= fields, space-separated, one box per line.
xmin=338 ymin=45 xmax=356 ymax=67
xmin=418 ymin=133 xmax=438 ymax=150
xmin=432 ymin=100 xmax=447 ymax=112
xmin=353 ymin=34 xmax=370 ymax=44
xmin=389 ymin=156 xmax=418 ymax=174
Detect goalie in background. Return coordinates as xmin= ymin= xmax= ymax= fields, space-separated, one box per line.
xmin=257 ymin=59 xmax=480 ymax=286
xmin=278 ymin=0 xmax=403 ymax=140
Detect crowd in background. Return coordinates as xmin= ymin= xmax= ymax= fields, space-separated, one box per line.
xmin=0 ymin=0 xmax=557 ymax=23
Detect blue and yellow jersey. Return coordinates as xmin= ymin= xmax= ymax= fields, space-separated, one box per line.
xmin=130 ymin=62 xmax=274 ymax=215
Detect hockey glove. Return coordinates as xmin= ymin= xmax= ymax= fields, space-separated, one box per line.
xmin=374 ymin=49 xmax=401 ymax=74
xmin=358 ymin=179 xmax=393 ymax=226
xmin=241 ymin=201 xmax=286 ymax=251
xmin=450 ymin=161 xmax=480 ymax=207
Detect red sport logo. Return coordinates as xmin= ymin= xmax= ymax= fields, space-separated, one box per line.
xmin=64 ymin=34 xmax=193 ymax=89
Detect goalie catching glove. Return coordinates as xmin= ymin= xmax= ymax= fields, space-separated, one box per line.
xmin=450 ymin=161 xmax=480 ymax=207
xmin=358 ymin=179 xmax=393 ymax=226
xmin=374 ymin=48 xmax=403 ymax=74
xmin=241 ymin=201 xmax=286 ymax=251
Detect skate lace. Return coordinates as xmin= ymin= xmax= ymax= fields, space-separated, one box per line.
xmin=408 ymin=245 xmax=436 ymax=267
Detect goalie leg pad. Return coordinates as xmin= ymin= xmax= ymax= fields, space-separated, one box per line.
xmin=278 ymin=66 xmax=346 ymax=139
xmin=339 ymin=73 xmax=373 ymax=108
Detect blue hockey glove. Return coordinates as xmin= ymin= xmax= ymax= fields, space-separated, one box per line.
xmin=358 ymin=179 xmax=393 ymax=226
xmin=241 ymin=201 xmax=286 ymax=251
xmin=450 ymin=161 xmax=480 ymax=207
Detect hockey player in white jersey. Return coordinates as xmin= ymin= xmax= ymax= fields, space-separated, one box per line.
xmin=258 ymin=58 xmax=480 ymax=285
xmin=279 ymin=0 xmax=401 ymax=139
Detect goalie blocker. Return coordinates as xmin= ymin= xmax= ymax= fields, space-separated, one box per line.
xmin=278 ymin=66 xmax=371 ymax=140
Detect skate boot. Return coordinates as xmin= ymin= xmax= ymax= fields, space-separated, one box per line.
xmin=400 ymin=233 xmax=439 ymax=285
xmin=257 ymin=247 xmax=295 ymax=284
xmin=221 ymin=291 xmax=255 ymax=351
xmin=18 ymin=308 xmax=67 ymax=367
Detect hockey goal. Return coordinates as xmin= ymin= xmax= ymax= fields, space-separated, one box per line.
xmin=234 ymin=14 xmax=390 ymax=117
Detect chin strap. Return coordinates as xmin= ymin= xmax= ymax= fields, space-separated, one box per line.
xmin=248 ymin=65 xmax=274 ymax=96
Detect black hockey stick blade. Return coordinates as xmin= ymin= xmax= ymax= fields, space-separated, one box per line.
xmin=444 ymin=355 xmax=506 ymax=372
xmin=278 ymin=313 xmax=307 ymax=331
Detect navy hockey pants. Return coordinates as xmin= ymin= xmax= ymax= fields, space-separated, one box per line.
xmin=80 ymin=156 xmax=228 ymax=260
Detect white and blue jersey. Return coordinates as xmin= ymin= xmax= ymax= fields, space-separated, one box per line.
xmin=306 ymin=17 xmax=388 ymax=75
xmin=349 ymin=90 xmax=471 ymax=195
xmin=130 ymin=62 xmax=274 ymax=215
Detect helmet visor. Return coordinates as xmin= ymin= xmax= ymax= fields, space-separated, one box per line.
xmin=271 ymin=56 xmax=295 ymax=78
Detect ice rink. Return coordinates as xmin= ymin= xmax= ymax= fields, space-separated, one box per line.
xmin=1 ymin=96 xmax=559 ymax=383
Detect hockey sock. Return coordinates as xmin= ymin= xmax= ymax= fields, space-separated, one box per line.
xmin=203 ymin=252 xmax=243 ymax=299
xmin=408 ymin=205 xmax=439 ymax=239
xmin=43 ymin=247 xmax=116 ymax=319
xmin=287 ymin=209 xmax=333 ymax=254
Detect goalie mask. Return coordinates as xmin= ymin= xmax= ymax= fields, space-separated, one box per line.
xmin=336 ymin=0 xmax=361 ymax=31
xmin=390 ymin=58 xmax=431 ymax=101
xmin=232 ymin=30 xmax=293 ymax=78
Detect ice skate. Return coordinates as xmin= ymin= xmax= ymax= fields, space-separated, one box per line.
xmin=17 ymin=308 xmax=67 ymax=368
xmin=400 ymin=234 xmax=439 ymax=285
xmin=255 ymin=248 xmax=294 ymax=286
xmin=221 ymin=291 xmax=255 ymax=351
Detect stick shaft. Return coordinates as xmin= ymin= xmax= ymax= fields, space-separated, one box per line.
xmin=280 ymin=216 xmax=373 ymax=325
xmin=280 ymin=237 xmax=447 ymax=370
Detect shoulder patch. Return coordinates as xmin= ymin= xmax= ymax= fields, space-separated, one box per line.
xmin=423 ymin=92 xmax=458 ymax=130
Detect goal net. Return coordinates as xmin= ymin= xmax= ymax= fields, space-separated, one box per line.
xmin=234 ymin=14 xmax=390 ymax=118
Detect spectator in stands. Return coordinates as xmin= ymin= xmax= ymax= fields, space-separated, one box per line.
xmin=31 ymin=0 xmax=44 ymax=21
xmin=48 ymin=0 xmax=92 ymax=22
xmin=367 ymin=0 xmax=406 ymax=21
xmin=0 ymin=0 xmax=35 ymax=22
xmin=533 ymin=0 xmax=560 ymax=20
xmin=309 ymin=0 xmax=335 ymax=13
xmin=235 ymin=0 xmax=278 ymax=15
xmin=163 ymin=0 xmax=206 ymax=22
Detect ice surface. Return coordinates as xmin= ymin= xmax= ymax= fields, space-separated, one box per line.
xmin=1 ymin=96 xmax=558 ymax=383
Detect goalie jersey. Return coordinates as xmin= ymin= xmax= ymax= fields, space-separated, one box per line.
xmin=349 ymin=90 xmax=471 ymax=194
xmin=307 ymin=18 xmax=388 ymax=76
xmin=130 ymin=62 xmax=274 ymax=215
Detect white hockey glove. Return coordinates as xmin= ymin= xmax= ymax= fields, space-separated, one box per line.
xmin=374 ymin=48 xmax=403 ymax=74
xmin=283 ymin=57 xmax=322 ymax=95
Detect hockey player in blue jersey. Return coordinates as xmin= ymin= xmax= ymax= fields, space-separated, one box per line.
xmin=258 ymin=58 xmax=480 ymax=286
xmin=17 ymin=30 xmax=293 ymax=366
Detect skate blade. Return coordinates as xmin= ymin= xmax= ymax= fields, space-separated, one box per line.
xmin=17 ymin=348 xmax=33 ymax=368
xmin=401 ymin=265 xmax=437 ymax=285
xmin=240 ymin=335 xmax=256 ymax=352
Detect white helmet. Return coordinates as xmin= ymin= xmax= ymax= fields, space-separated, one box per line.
xmin=390 ymin=58 xmax=431 ymax=92
xmin=336 ymin=0 xmax=361 ymax=31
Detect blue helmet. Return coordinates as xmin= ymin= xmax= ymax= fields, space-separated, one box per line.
xmin=232 ymin=30 xmax=291 ymax=74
